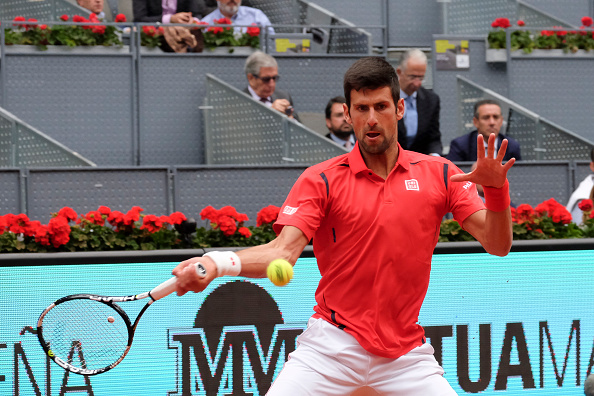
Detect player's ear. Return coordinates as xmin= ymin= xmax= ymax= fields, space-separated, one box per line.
xmin=396 ymin=98 xmax=405 ymax=120
xmin=343 ymin=103 xmax=352 ymax=124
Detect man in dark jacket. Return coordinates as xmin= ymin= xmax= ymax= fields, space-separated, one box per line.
xmin=396 ymin=49 xmax=443 ymax=156
xmin=447 ymin=99 xmax=522 ymax=162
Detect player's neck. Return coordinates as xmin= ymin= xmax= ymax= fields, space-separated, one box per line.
xmin=361 ymin=145 xmax=399 ymax=180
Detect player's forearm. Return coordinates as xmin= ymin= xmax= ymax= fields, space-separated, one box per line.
xmin=236 ymin=226 xmax=308 ymax=278
xmin=481 ymin=208 xmax=513 ymax=256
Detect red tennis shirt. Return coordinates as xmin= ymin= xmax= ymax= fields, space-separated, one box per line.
xmin=274 ymin=143 xmax=485 ymax=359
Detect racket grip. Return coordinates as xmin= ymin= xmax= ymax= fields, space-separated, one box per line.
xmin=150 ymin=263 xmax=207 ymax=301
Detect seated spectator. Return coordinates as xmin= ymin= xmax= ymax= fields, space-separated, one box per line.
xmin=447 ymin=99 xmax=521 ymax=162
xmin=566 ymin=148 xmax=594 ymax=224
xmin=198 ymin=0 xmax=253 ymax=16
xmin=201 ymin=0 xmax=274 ymax=33
xmin=325 ymin=96 xmax=355 ymax=151
xmin=133 ymin=0 xmax=202 ymax=23
xmin=396 ymin=49 xmax=442 ymax=156
xmin=244 ymin=51 xmax=299 ymax=121
xmin=77 ymin=0 xmax=106 ymax=19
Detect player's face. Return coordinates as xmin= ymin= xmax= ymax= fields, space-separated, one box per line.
xmin=326 ymin=102 xmax=353 ymax=139
xmin=396 ymin=58 xmax=426 ymax=96
xmin=473 ymin=104 xmax=503 ymax=140
xmin=344 ymin=86 xmax=404 ymax=156
xmin=247 ymin=66 xmax=278 ymax=99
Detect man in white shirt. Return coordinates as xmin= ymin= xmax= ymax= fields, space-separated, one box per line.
xmin=566 ymin=149 xmax=594 ymax=224
xmin=201 ymin=0 xmax=274 ymax=33
xmin=77 ymin=0 xmax=106 ymax=19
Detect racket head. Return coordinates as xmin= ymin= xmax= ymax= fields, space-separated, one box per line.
xmin=37 ymin=294 xmax=133 ymax=375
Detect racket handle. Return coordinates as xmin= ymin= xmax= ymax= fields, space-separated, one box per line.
xmin=150 ymin=263 xmax=207 ymax=301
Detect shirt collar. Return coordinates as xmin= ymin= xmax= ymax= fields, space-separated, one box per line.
xmin=347 ymin=142 xmax=410 ymax=175
xmin=400 ymin=90 xmax=417 ymax=101
xmin=328 ymin=132 xmax=355 ymax=146
xmin=247 ymin=85 xmax=269 ymax=102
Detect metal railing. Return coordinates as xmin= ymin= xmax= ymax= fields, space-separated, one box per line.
xmin=0 ymin=107 xmax=96 ymax=167
xmin=203 ymin=73 xmax=347 ymax=165
xmin=457 ymin=75 xmax=593 ymax=161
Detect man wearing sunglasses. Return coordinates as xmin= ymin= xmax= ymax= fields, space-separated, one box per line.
xmin=244 ymin=51 xmax=300 ymax=121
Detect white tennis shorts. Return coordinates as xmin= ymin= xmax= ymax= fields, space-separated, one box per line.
xmin=267 ymin=317 xmax=458 ymax=395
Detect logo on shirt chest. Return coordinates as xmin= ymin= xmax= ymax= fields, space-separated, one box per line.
xmin=405 ymin=179 xmax=419 ymax=191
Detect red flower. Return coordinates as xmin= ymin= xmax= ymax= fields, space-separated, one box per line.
xmin=142 ymin=25 xmax=157 ymax=36
xmin=92 ymin=25 xmax=106 ymax=34
xmin=491 ymin=17 xmax=511 ymax=29
xmin=89 ymin=13 xmax=99 ymax=23
xmin=141 ymin=214 xmax=163 ymax=233
xmin=97 ymin=205 xmax=111 ymax=216
xmin=48 ymin=216 xmax=71 ymax=247
xmin=72 ymin=15 xmax=85 ymax=23
xmin=57 ymin=207 xmax=78 ymax=222
xmin=218 ymin=215 xmax=237 ymax=236
xmin=238 ymin=226 xmax=252 ymax=238
xmin=60 ymin=15 xmax=69 ymax=22
xmin=108 ymin=210 xmax=125 ymax=228
xmin=123 ymin=206 xmax=143 ymax=226
xmin=582 ymin=16 xmax=593 ymax=27
xmin=246 ymin=23 xmax=260 ymax=37
xmin=9 ymin=213 xmax=30 ymax=234
xmin=39 ymin=24 xmax=48 ymax=30
xmin=214 ymin=17 xmax=233 ymax=30
xmin=13 ymin=16 xmax=26 ymax=28
xmin=168 ymin=211 xmax=187 ymax=225
xmin=517 ymin=20 xmax=525 ymax=27
xmin=0 ymin=215 xmax=7 ymax=235
xmin=115 ymin=13 xmax=127 ymax=23
xmin=24 ymin=220 xmax=41 ymax=237
xmin=207 ymin=26 xmax=224 ymax=34
xmin=157 ymin=26 xmax=164 ymax=35
xmin=256 ymin=205 xmax=280 ymax=226
xmin=220 ymin=205 xmax=248 ymax=222
xmin=200 ymin=205 xmax=217 ymax=221
xmin=34 ymin=224 xmax=51 ymax=246
xmin=578 ymin=199 xmax=593 ymax=212
xmin=85 ymin=210 xmax=105 ymax=226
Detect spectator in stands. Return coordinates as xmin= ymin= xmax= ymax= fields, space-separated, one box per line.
xmin=198 ymin=0 xmax=253 ymax=16
xmin=201 ymin=0 xmax=274 ymax=33
xmin=325 ymin=96 xmax=355 ymax=151
xmin=133 ymin=0 xmax=203 ymax=23
xmin=396 ymin=49 xmax=443 ymax=156
xmin=447 ymin=99 xmax=521 ymax=162
xmin=244 ymin=51 xmax=299 ymax=121
xmin=566 ymin=148 xmax=594 ymax=224
xmin=586 ymin=374 xmax=594 ymax=396
xmin=77 ymin=0 xmax=106 ymax=19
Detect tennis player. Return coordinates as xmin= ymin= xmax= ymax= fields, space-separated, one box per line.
xmin=173 ymin=56 xmax=515 ymax=395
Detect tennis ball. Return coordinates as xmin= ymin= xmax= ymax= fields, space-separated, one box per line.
xmin=267 ymin=259 xmax=293 ymax=287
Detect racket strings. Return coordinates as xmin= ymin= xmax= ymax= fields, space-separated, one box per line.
xmin=41 ymin=299 xmax=129 ymax=370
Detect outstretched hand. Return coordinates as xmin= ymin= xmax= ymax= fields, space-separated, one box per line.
xmin=450 ymin=133 xmax=515 ymax=188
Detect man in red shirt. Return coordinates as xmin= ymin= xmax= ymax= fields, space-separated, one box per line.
xmin=173 ymin=57 xmax=515 ymax=394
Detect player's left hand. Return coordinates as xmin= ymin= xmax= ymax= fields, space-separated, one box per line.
xmin=450 ymin=133 xmax=515 ymax=188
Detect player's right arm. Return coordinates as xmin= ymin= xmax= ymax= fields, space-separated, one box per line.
xmin=172 ymin=225 xmax=309 ymax=296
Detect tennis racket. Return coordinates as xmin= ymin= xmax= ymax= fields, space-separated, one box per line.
xmin=36 ymin=262 xmax=206 ymax=376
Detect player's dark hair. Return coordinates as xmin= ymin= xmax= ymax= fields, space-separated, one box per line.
xmin=343 ymin=57 xmax=400 ymax=111
xmin=325 ymin=96 xmax=346 ymax=119
xmin=590 ymin=148 xmax=594 ymax=162
xmin=473 ymin=99 xmax=501 ymax=119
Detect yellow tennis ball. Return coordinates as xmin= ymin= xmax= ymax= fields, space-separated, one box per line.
xmin=267 ymin=259 xmax=293 ymax=287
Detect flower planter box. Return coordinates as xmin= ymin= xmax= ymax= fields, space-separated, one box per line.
xmin=486 ymin=48 xmax=594 ymax=62
xmin=3 ymin=44 xmax=130 ymax=54
xmin=485 ymin=48 xmax=507 ymax=63
xmin=204 ymin=46 xmax=256 ymax=55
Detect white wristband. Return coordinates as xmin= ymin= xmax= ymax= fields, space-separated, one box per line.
xmin=204 ymin=251 xmax=242 ymax=277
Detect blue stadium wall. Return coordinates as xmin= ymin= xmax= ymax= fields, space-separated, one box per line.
xmin=1 ymin=240 xmax=594 ymax=395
